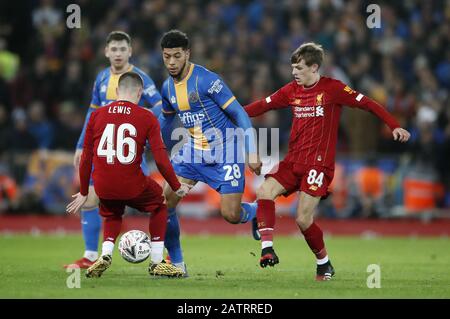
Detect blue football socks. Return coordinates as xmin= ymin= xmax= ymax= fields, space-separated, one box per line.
xmin=240 ymin=202 xmax=257 ymax=223
xmin=81 ymin=208 xmax=102 ymax=254
xmin=164 ymin=208 xmax=184 ymax=264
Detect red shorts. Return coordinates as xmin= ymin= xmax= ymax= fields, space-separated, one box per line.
xmin=99 ymin=177 xmax=165 ymax=218
xmin=265 ymin=160 xmax=335 ymax=198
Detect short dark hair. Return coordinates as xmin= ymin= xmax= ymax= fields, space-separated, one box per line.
xmin=160 ymin=30 xmax=190 ymax=50
xmin=106 ymin=31 xmax=131 ymax=45
xmin=291 ymin=42 xmax=324 ymax=67
xmin=118 ymin=72 xmax=143 ymax=89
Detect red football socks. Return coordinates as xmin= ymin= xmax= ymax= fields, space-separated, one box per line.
xmin=149 ymin=205 xmax=168 ymax=242
xmin=300 ymin=222 xmax=327 ymax=259
xmin=256 ymin=199 xmax=276 ymax=243
xmin=103 ymin=215 xmax=122 ymax=243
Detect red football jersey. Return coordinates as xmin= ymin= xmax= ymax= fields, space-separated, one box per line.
xmin=79 ymin=100 xmax=180 ymax=200
xmin=246 ymin=76 xmax=400 ymax=169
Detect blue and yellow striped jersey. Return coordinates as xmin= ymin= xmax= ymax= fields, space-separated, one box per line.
xmin=90 ymin=65 xmax=162 ymax=109
xmin=161 ymin=64 xmax=239 ymax=150
xmin=76 ymin=65 xmax=162 ymax=149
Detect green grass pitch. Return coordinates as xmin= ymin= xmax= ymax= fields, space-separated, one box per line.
xmin=1 ymin=234 xmax=449 ymax=298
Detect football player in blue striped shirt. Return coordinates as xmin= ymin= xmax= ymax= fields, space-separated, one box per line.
xmin=158 ymin=30 xmax=262 ymax=275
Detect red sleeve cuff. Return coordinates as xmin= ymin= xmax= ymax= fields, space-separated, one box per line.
xmin=80 ymin=189 xmax=88 ymax=197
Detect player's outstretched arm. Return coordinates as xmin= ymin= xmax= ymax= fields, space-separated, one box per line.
xmin=78 ymin=113 xmax=95 ymax=196
xmin=74 ymin=106 xmax=95 ymax=173
xmin=333 ymin=81 xmax=410 ymax=143
xmin=392 ymin=127 xmax=410 ymax=142
xmin=244 ymin=84 xmax=292 ymax=117
xmin=152 ymin=147 xmax=181 ymax=192
xmin=223 ymin=100 xmax=262 ymax=175
xmin=244 ymin=99 xmax=272 ymax=117
xmin=73 ymin=149 xmax=82 ymax=173
xmin=68 ymin=112 xmax=96 ymax=214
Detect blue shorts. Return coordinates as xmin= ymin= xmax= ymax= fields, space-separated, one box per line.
xmin=171 ymin=145 xmax=245 ymax=194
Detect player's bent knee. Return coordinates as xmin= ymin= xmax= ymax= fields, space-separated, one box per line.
xmin=220 ymin=207 xmax=241 ymax=224
xmin=222 ymin=214 xmax=240 ymax=224
xmin=296 ymin=215 xmax=313 ymax=230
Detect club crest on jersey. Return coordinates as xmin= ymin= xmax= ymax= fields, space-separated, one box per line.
xmin=171 ymin=96 xmax=176 ymax=104
xmin=189 ymin=91 xmax=199 ymax=103
xmin=316 ymin=93 xmax=323 ymax=105
xmin=309 ymin=185 xmax=318 ymax=191
xmin=231 ymin=179 xmax=239 ymax=187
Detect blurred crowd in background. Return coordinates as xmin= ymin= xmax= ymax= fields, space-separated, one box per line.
xmin=0 ymin=0 xmax=448 ymax=217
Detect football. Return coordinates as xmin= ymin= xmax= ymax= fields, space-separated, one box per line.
xmin=118 ymin=230 xmax=151 ymax=263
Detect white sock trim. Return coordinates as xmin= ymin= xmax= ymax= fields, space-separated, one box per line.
xmin=151 ymin=241 xmax=164 ymax=264
xmin=317 ymin=255 xmax=329 ymax=265
xmin=261 ymin=241 xmax=273 ymax=249
xmin=173 ymin=262 xmax=186 ymax=273
xmin=84 ymin=250 xmax=98 ymax=262
xmin=101 ymin=241 xmax=115 ymax=257
xmin=259 ymin=228 xmax=274 ymax=232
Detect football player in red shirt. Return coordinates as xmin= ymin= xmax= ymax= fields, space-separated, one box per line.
xmin=245 ymin=42 xmax=410 ymax=280
xmin=67 ymin=72 xmax=191 ymax=278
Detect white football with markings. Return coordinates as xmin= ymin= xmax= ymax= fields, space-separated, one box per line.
xmin=118 ymin=230 xmax=151 ymax=263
